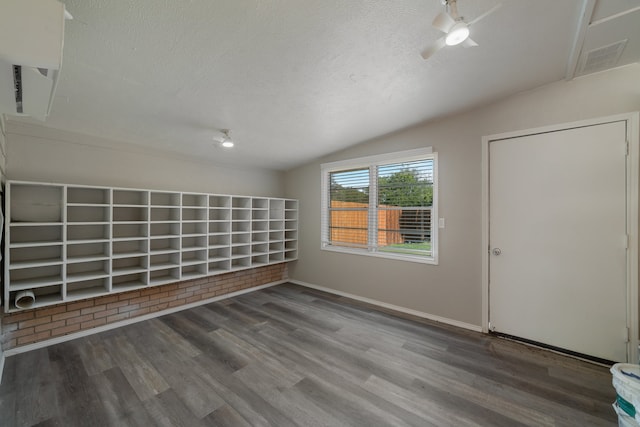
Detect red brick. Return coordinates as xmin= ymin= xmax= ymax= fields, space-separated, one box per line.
xmin=52 ymin=310 xmax=81 ymax=322
xmin=81 ymin=317 xmax=106 ymax=329
xmin=81 ymin=304 xmax=107 ymax=315
xmin=7 ymin=327 xmax=35 ymax=339
xmin=19 ymin=316 xmax=52 ymax=329
xmin=35 ymin=320 xmax=66 ymax=333
xmin=35 ymin=305 xmax=67 ymax=318
xmin=168 ymin=299 xmax=185 ymax=308
xmin=118 ymin=304 xmax=140 ymax=314
xmin=67 ymin=300 xmax=94 ymax=311
xmin=149 ymin=291 xmax=169 ymax=301
xmin=2 ymin=311 xmax=35 ymax=324
xmin=93 ymin=295 xmax=119 ymax=305
xmin=93 ymin=308 xmax=118 ymax=319
xmin=18 ymin=330 xmax=51 ymax=345
xmin=119 ymin=291 xmax=140 ymax=301
xmin=66 ymin=314 xmax=94 ymax=325
xmin=128 ymin=307 xmax=151 ymax=318
xmin=51 ymin=323 xmax=81 ymax=337
xmin=140 ymin=287 xmax=161 ymax=296
xmin=106 ymin=300 xmax=129 ymax=310
xmin=185 ymin=295 xmax=201 ymax=304
xmin=129 ymin=295 xmax=149 ymax=305
xmin=106 ymin=312 xmax=130 ymax=323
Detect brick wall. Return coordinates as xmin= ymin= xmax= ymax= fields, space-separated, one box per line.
xmin=1 ymin=263 xmax=287 ymax=350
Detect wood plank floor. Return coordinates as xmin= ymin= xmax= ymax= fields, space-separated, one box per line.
xmin=0 ymin=283 xmax=617 ymax=426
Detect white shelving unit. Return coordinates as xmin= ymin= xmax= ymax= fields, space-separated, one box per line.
xmin=4 ymin=180 xmax=298 ymax=312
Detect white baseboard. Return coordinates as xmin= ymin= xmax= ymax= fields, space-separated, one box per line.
xmin=3 ymin=280 xmax=286 ymax=358
xmin=288 ymin=279 xmax=482 ymax=333
xmin=0 ymin=350 xmax=5 ymax=383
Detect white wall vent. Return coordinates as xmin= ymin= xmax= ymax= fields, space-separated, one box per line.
xmin=577 ymin=39 xmax=627 ymax=76
xmin=0 ymin=0 xmax=71 ymax=121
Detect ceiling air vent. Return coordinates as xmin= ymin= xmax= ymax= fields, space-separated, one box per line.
xmin=578 ymin=39 xmax=627 ymax=76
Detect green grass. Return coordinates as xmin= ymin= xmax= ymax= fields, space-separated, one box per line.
xmin=380 ymin=241 xmax=431 ymax=254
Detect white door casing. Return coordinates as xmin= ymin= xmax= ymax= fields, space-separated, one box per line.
xmin=482 ymin=113 xmax=639 ymax=363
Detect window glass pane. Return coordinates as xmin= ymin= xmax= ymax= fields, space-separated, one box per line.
xmin=377 ymin=159 xmax=433 ymax=255
xmin=329 ymin=168 xmax=369 ymax=248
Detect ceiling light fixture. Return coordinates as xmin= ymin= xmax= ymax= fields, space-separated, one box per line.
xmin=444 ymin=22 xmax=470 ymax=46
xmin=219 ymin=129 xmax=234 ymax=148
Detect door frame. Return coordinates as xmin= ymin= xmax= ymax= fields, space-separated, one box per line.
xmin=481 ymin=112 xmax=640 ymax=363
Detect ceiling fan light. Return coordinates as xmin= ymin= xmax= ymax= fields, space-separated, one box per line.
xmin=221 ymin=140 xmax=234 ymax=148
xmin=445 ymin=22 xmax=470 ymax=46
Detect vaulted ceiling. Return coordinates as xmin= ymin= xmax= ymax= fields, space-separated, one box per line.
xmin=6 ymin=0 xmax=640 ymax=170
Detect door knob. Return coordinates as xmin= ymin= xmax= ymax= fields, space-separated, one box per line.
xmin=492 ymin=248 xmax=502 ymax=256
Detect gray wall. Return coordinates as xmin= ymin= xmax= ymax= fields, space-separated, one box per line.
xmin=5 ymin=123 xmax=285 ymax=197
xmin=285 ymin=64 xmax=640 ymax=328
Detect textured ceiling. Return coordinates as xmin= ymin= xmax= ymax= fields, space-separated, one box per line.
xmin=6 ymin=0 xmax=638 ymax=170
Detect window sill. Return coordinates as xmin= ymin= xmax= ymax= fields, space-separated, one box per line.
xmin=321 ymin=244 xmax=438 ymax=265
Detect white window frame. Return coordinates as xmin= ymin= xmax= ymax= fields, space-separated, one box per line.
xmin=321 ymin=147 xmax=438 ymax=265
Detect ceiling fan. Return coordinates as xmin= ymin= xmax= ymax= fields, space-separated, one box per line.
xmin=421 ymin=0 xmax=501 ymax=60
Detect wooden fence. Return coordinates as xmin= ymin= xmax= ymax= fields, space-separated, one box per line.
xmin=329 ymin=201 xmax=403 ymax=246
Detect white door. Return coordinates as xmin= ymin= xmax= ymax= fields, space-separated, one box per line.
xmin=489 ymin=121 xmax=628 ymax=362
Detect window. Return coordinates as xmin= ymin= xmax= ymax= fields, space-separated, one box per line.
xmin=321 ymin=148 xmax=437 ymax=264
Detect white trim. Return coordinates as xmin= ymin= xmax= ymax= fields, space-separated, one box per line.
xmin=0 ymin=350 xmax=5 ymax=383
xmin=2 ymin=280 xmax=286 ymax=358
xmin=482 ymin=112 xmax=640 ymax=363
xmin=289 ymin=279 xmax=482 ymax=333
xmin=565 ymin=0 xmax=596 ymax=80
xmin=320 ymin=148 xmax=438 ymax=265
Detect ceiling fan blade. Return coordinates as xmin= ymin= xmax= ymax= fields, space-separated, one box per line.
xmin=462 ymin=37 xmax=478 ymax=48
xmin=432 ymin=11 xmax=456 ymax=33
xmin=421 ymin=37 xmax=446 ymax=60
xmin=468 ymin=3 xmax=501 ymax=26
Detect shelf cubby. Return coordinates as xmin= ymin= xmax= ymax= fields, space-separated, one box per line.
xmin=66 ymin=260 xmax=110 ymax=283
xmin=150 ymin=222 xmax=180 ymax=237
xmin=252 ymin=255 xmax=269 ymax=266
xmin=10 ymin=225 xmax=62 ymax=246
xmin=181 ymin=263 xmax=207 ymax=279
xmin=231 ymin=257 xmax=251 ymax=269
xmin=232 ymin=197 xmax=251 ymax=209
xmin=150 ymin=191 xmax=180 ymax=207
xmin=209 ymin=247 xmax=230 ymax=261
xmin=67 ymin=278 xmax=110 ymax=300
xmin=149 ymin=252 xmax=180 ymax=270
xmin=68 ymin=186 xmax=110 ymax=205
xmin=9 ymin=245 xmax=63 ymax=268
xmin=182 ymin=193 xmax=208 ymax=207
xmin=208 ymin=260 xmax=231 ymax=274
xmin=182 ymin=221 xmax=207 ymax=236
xmin=68 ymin=205 xmax=110 ymax=223
xmin=113 ymin=189 xmax=148 ymax=206
xmin=150 ymin=207 xmax=180 ymax=222
xmin=209 ymin=234 xmax=230 ymax=247
xmin=209 ymin=221 xmax=230 ymax=234
xmin=112 ymin=256 xmax=148 ymax=277
xmin=112 ymin=239 xmax=148 ymax=258
xmin=10 ymin=265 xmax=63 ymax=290
xmin=149 ymin=268 xmax=180 ymax=286
xmin=149 ymin=237 xmax=180 ymax=253
xmin=4 ymin=180 xmax=298 ymax=312
xmin=232 ymin=233 xmax=251 ymax=245
xmin=9 ymin=285 xmax=63 ymax=310
xmin=67 ymin=242 xmax=110 ymax=263
xmin=113 ymin=206 xmax=148 ymax=222
xmin=67 ymin=224 xmax=109 ymax=242
xmin=10 ymin=183 xmax=63 ymax=223
xmin=209 ymin=208 xmax=230 ymax=221
xmin=112 ymin=273 xmax=148 ymax=291
xmin=181 ymin=249 xmax=207 ymax=265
